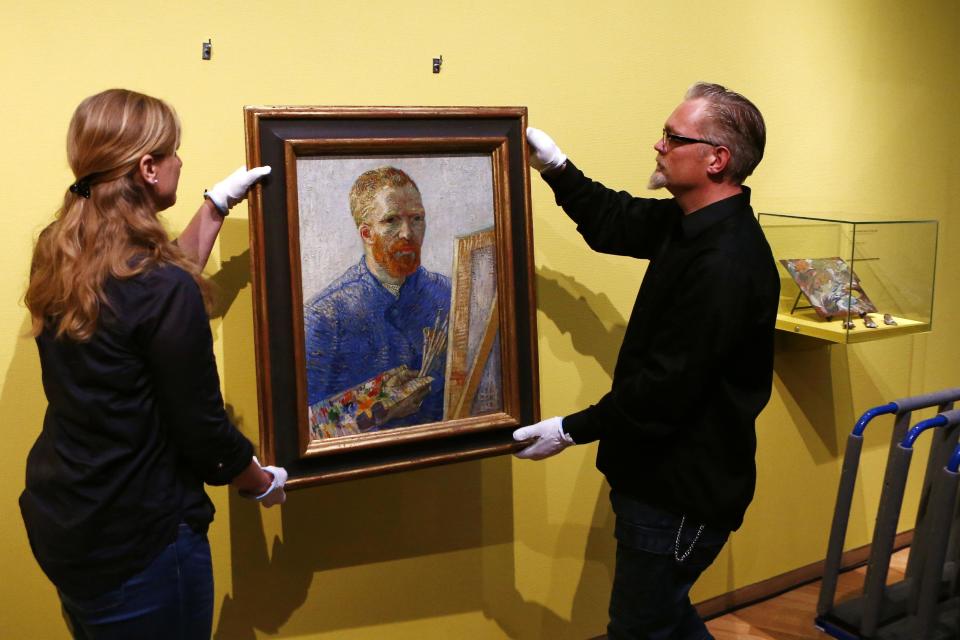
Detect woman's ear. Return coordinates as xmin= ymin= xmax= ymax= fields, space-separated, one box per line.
xmin=138 ymin=154 xmax=158 ymax=185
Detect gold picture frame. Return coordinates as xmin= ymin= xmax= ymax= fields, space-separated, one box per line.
xmin=244 ymin=106 xmax=540 ymax=488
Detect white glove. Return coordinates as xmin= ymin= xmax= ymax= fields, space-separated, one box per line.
xmin=526 ymin=127 xmax=567 ymax=173
xmin=205 ymin=165 xmax=272 ymax=214
xmin=248 ymin=456 xmax=287 ymax=507
xmin=513 ymin=416 xmax=575 ymax=460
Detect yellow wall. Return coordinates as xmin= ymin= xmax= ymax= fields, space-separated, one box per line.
xmin=2 ymin=1 xmax=958 ymax=638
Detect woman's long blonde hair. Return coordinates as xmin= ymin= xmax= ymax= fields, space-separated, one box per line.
xmin=26 ymin=89 xmax=208 ymax=341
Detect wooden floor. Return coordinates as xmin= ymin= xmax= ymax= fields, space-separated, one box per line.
xmin=704 ymin=547 xmax=910 ymax=639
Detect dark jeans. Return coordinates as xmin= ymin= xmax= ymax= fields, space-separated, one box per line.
xmin=59 ymin=523 xmax=214 ymax=640
xmin=607 ymin=491 xmax=729 ymax=640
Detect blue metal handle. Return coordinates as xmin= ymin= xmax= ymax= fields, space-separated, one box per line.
xmin=901 ymin=414 xmax=949 ymax=448
xmin=852 ymin=402 xmax=898 ymax=436
xmin=948 ymin=443 xmax=960 ymax=473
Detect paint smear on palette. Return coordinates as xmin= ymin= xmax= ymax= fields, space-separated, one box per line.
xmin=308 ymin=366 xmax=435 ymax=439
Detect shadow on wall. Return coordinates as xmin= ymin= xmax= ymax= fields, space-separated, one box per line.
xmin=3 ymin=316 xmax=44 ymax=456
xmin=773 ymin=331 xmax=925 ymax=463
xmin=2 ymin=316 xmax=71 ymax=634
xmin=212 ymin=438 xmax=617 ymax=640
xmin=531 ymin=263 xmax=631 ymax=632
xmin=207 ymin=248 xmax=253 ymax=320
xmin=214 ymin=447 xmax=503 ymax=637
xmin=535 ymin=265 xmax=627 ymax=379
xmin=212 ymin=433 xmax=616 ymax=637
xmin=3 ymin=317 xmax=44 ymax=445
xmin=773 ymin=334 xmax=846 ymax=461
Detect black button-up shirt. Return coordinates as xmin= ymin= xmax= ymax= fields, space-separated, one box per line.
xmin=546 ymin=161 xmax=779 ymax=531
xmin=19 ymin=264 xmax=254 ymax=598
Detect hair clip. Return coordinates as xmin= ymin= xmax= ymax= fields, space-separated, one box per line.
xmin=69 ymin=177 xmax=92 ymax=199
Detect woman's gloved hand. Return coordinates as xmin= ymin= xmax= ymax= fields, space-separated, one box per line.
xmin=204 ymin=166 xmax=272 ymax=215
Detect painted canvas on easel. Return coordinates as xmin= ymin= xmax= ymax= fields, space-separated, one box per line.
xmin=779 ymin=257 xmax=877 ymax=319
xmin=444 ymin=228 xmax=502 ymax=420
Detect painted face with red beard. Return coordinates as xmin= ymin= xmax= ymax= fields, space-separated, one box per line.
xmin=361 ymin=183 xmax=427 ymax=282
xmin=371 ymin=232 xmax=420 ymax=278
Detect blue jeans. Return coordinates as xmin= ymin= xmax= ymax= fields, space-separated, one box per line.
xmin=59 ymin=523 xmax=214 ymax=640
xmin=607 ymin=491 xmax=729 ymax=640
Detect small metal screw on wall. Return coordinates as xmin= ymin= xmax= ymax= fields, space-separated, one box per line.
xmin=202 ymin=39 xmax=212 ymax=61
xmin=433 ymin=55 xmax=442 ymax=73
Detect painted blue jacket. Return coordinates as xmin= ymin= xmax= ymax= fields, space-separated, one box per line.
xmin=303 ymin=258 xmax=451 ymax=428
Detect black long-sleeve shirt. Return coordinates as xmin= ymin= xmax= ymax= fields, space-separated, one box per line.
xmin=19 ymin=264 xmax=254 ymax=598
xmin=547 ymin=161 xmax=779 ymax=531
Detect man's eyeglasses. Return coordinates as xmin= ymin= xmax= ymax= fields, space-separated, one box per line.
xmin=662 ymin=128 xmax=720 ymax=149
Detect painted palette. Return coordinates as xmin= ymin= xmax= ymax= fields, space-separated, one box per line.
xmin=779 ymin=257 xmax=877 ymax=319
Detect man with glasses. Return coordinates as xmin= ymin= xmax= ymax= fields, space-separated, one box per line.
xmin=513 ymin=82 xmax=779 ymax=639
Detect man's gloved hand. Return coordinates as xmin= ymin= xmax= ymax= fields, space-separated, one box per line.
xmin=205 ymin=166 xmax=272 ymax=215
xmin=526 ymin=128 xmax=567 ymax=174
xmin=512 ymin=416 xmax=575 ymax=460
xmin=248 ymin=456 xmax=288 ymax=507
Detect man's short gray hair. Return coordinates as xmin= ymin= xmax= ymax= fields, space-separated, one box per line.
xmin=686 ymin=82 xmax=766 ymax=184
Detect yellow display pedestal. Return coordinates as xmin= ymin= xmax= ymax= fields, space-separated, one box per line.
xmin=775 ymin=310 xmax=928 ymax=344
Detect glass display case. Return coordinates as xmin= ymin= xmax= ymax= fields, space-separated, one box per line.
xmin=758 ymin=213 xmax=938 ymax=344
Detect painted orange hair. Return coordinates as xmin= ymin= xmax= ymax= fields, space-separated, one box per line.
xmin=348 ymin=166 xmax=420 ymax=227
xmin=25 ymin=89 xmax=208 ymax=341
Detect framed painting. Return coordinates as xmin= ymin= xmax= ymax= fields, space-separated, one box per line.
xmin=243 ymin=106 xmax=539 ymax=487
xmin=779 ymin=257 xmax=877 ymax=319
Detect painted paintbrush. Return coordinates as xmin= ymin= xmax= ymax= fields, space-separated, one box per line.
xmin=419 ymin=310 xmax=449 ymax=377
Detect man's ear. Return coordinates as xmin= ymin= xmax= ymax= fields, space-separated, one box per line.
xmin=138 ymin=154 xmax=158 ymax=184
xmin=706 ymin=146 xmax=731 ymax=178
xmin=359 ymin=223 xmax=374 ymax=245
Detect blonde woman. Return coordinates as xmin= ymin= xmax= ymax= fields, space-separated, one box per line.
xmin=20 ymin=89 xmax=286 ymax=639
